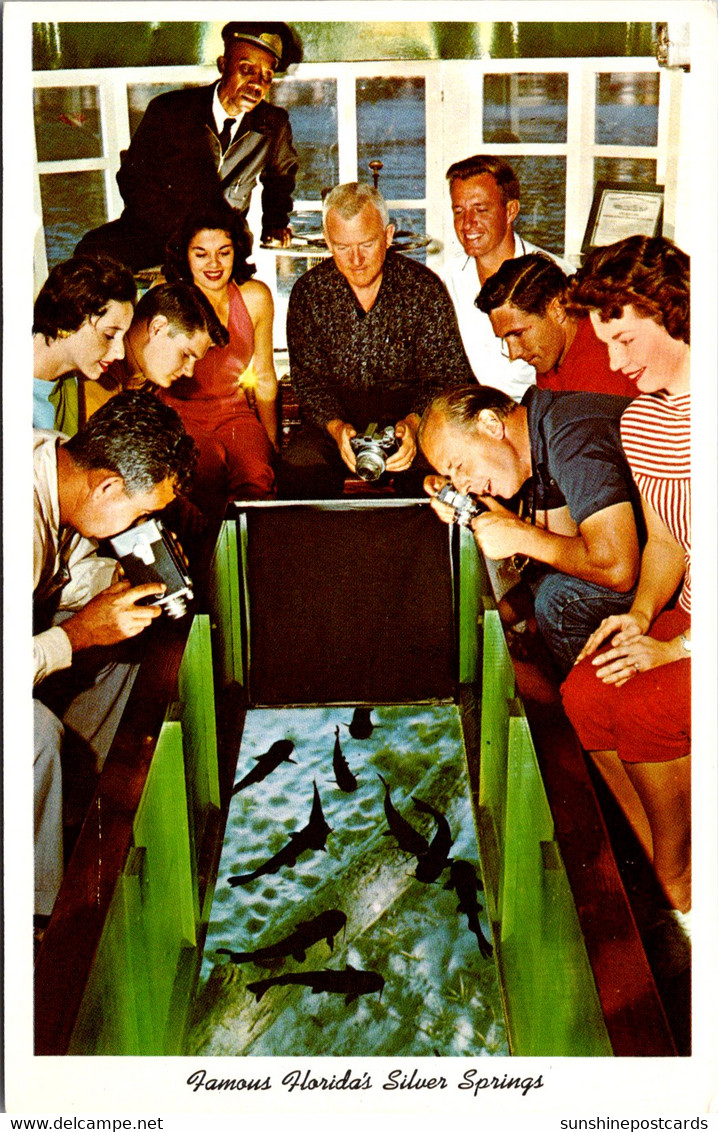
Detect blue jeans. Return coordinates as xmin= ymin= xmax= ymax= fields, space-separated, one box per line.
xmin=529 ymin=570 xmax=637 ymax=675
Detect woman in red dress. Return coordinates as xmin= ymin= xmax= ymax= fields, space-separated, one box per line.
xmin=560 ymin=236 xmax=691 ymax=932
xmin=162 ymin=206 xmax=278 ymax=517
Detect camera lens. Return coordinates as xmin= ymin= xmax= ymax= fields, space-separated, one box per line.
xmin=355 ymin=450 xmax=385 ymax=481
xmin=161 ymin=594 xmax=189 ymax=620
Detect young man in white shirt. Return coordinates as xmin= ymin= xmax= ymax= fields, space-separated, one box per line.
xmin=441 ymin=155 xmax=573 ymax=401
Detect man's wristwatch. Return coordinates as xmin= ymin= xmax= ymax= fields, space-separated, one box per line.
xmin=680 ymin=632 xmax=692 ymax=654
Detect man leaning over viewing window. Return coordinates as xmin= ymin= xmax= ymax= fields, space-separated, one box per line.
xmin=33 ymin=392 xmax=196 ymax=927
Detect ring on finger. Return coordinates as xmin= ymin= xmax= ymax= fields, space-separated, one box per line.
xmin=633 ymin=662 xmax=640 ymax=673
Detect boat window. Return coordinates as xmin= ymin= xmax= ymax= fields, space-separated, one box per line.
xmin=595 ymin=72 xmax=659 ymax=147
xmin=507 ymin=155 xmax=567 ymax=258
xmin=483 ymin=73 xmax=568 ymax=144
xmin=356 ymin=76 xmax=426 ymax=199
xmin=389 ymin=208 xmax=427 ymax=263
xmin=33 ymin=56 xmax=671 ymax=304
xmin=594 ymin=157 xmax=658 ymax=189
xmin=268 ymin=78 xmax=339 ymax=200
xmin=34 ymin=86 xmax=102 ymax=161
xmin=39 ymin=170 xmax=107 ymax=267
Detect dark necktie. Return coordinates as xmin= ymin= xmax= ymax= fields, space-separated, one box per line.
xmin=218 ymin=117 xmax=234 ymax=154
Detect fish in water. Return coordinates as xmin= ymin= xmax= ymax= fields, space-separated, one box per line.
xmin=378 ymin=774 xmax=430 ymax=857
xmin=412 ymin=796 xmax=453 ymax=883
xmin=231 ymin=739 xmax=296 ymax=794
xmin=217 ymin=909 xmax=347 ymax=967
xmin=347 ymin=707 xmax=375 ymax=740
xmin=444 ymin=859 xmax=493 ymax=958
xmin=228 ymin=782 xmax=332 ymax=886
xmin=246 ymin=963 xmax=384 ymax=1005
xmin=332 ymin=727 xmax=358 ymax=793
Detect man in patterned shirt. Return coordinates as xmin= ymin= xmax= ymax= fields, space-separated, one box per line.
xmin=282 ymin=182 xmax=474 ymax=497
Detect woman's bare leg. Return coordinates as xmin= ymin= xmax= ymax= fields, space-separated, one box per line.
xmin=623 ymin=755 xmax=691 ymax=912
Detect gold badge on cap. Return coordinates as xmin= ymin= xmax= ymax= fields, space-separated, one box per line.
xmin=229 ymin=29 xmax=283 ymax=62
xmin=258 ymin=33 xmax=282 ymax=58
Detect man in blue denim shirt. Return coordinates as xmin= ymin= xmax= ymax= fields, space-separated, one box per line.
xmin=419 ymin=383 xmax=643 ymax=674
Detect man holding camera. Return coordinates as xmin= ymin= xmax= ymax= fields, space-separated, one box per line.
xmin=419 ymin=384 xmax=644 ymax=675
xmin=282 ymin=182 xmax=473 ymax=497
xmin=34 ymin=392 xmax=196 ymax=922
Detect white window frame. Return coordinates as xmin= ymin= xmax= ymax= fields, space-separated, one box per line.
xmin=34 ymin=56 xmax=679 ymax=310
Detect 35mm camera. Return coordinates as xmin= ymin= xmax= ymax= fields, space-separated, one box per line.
xmin=107 ymin=518 xmax=193 ymax=620
xmin=350 ymin=423 xmax=400 ymax=482
xmin=436 ymin=483 xmax=485 ymax=526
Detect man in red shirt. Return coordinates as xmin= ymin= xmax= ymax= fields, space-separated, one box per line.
xmin=476 ymin=253 xmax=636 ymax=397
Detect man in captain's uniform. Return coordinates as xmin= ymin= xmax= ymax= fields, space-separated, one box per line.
xmin=76 ymin=22 xmax=302 ymax=272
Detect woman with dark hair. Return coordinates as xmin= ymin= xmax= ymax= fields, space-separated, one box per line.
xmin=33 ymin=255 xmax=136 ymax=431
xmin=560 ymin=236 xmax=691 ymax=932
xmin=161 ymin=205 xmax=278 ymax=513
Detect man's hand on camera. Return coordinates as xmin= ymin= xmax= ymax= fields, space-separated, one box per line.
xmin=385 ymin=415 xmax=419 ymax=472
xmin=62 ymin=580 xmax=167 ymax=651
xmin=472 ymin=496 xmax=527 ymax=559
xmin=326 ymin=419 xmax=358 ymax=471
xmin=424 ymin=474 xmax=457 ymax=524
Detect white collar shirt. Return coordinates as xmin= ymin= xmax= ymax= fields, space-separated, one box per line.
xmin=212 ymin=82 xmax=245 ymax=146
xmin=33 ymin=430 xmax=116 ymax=685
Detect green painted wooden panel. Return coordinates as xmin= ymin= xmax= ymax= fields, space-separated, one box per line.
xmin=177 ymin=614 xmax=220 ymax=918
xmin=122 ymin=847 xmax=164 ymax=1053
xmin=67 ymin=875 xmax=140 ymax=1055
xmin=478 ymin=606 xmax=515 ymax=922
xmin=208 ymin=520 xmax=244 ymax=689
xmin=238 ymin=512 xmax=251 ymax=683
xmin=130 ymin=721 xmax=197 ymax=1052
xmin=499 ymin=715 xmax=612 ymax=1056
xmin=458 ymin=526 xmax=490 ymax=684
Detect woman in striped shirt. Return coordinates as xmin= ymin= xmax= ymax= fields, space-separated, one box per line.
xmin=561 ymin=236 xmax=691 ymax=928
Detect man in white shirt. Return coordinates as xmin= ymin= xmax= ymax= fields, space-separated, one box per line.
xmin=34 ymin=392 xmax=195 ymax=919
xmin=441 ymin=155 xmax=573 ymax=400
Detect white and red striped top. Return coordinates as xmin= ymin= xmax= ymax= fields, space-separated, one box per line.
xmin=620 ymin=391 xmax=691 ymax=614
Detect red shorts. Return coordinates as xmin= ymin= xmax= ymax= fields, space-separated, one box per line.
xmin=560 ymin=607 xmax=691 ymax=764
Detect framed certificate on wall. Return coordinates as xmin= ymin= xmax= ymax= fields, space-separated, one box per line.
xmin=582 ymin=181 xmax=664 ymax=254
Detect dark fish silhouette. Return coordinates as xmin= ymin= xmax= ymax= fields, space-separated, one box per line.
xmin=231 ymin=739 xmax=296 ymax=794
xmin=412 ymin=796 xmax=453 ymax=883
xmin=444 ymin=859 xmax=493 ymax=958
xmin=347 ymin=707 xmax=375 ymax=740
xmin=217 ymin=909 xmax=347 ymax=967
xmin=246 ymin=964 xmax=384 ymax=1005
xmin=332 ymin=727 xmax=358 ymax=793
xmin=378 ymin=774 xmax=430 ymax=857
xmin=228 ymin=782 xmax=332 ymax=886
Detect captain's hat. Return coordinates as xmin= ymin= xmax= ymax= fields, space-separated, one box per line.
xmin=220 ymin=22 xmax=302 ymax=72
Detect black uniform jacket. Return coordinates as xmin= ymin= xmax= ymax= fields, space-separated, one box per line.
xmin=116 ymin=83 xmax=298 ymax=245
